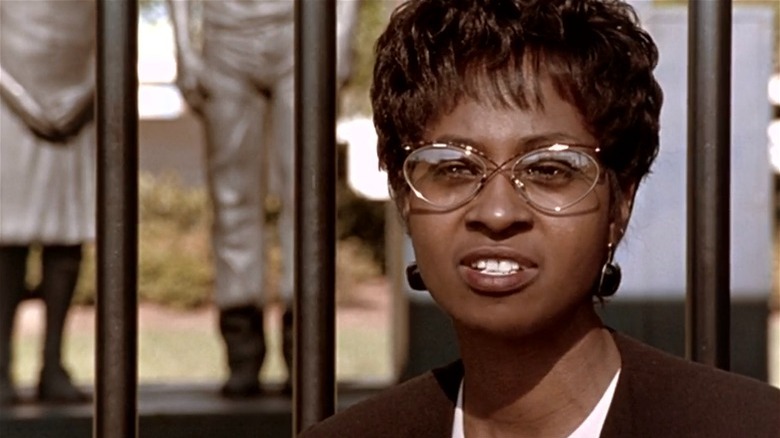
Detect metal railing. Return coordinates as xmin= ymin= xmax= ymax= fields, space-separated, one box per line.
xmin=293 ymin=0 xmax=338 ymax=433
xmin=90 ymin=0 xmax=735 ymax=436
xmin=686 ymin=0 xmax=732 ymax=371
xmin=95 ymin=0 xmax=139 ymax=437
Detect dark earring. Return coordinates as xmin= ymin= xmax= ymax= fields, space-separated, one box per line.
xmin=596 ymin=243 xmax=621 ymax=297
xmin=406 ymin=262 xmax=427 ymax=291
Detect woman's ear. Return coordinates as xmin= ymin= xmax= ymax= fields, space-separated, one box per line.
xmin=611 ymin=181 xmax=637 ymax=244
xmin=395 ymin=188 xmax=411 ymax=225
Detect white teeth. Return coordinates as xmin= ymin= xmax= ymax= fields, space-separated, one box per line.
xmin=471 ymin=259 xmax=521 ymax=275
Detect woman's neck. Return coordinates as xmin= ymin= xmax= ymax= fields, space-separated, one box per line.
xmin=456 ymin=307 xmax=621 ymax=438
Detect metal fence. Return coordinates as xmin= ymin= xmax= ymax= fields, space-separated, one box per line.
xmin=93 ymin=1 xmax=733 ymax=436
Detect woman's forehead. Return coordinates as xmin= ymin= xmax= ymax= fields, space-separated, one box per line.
xmin=422 ymin=82 xmax=591 ymax=139
xmin=420 ymin=62 xmax=580 ymax=124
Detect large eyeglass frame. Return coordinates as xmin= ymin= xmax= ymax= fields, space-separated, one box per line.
xmin=401 ymin=141 xmax=605 ymax=213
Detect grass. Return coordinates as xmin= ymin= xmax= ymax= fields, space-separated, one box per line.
xmin=14 ymin=303 xmax=777 ymax=389
xmin=11 ymin=306 xmax=392 ymax=387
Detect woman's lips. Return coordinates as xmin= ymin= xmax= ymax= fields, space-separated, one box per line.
xmin=458 ymin=248 xmax=539 ymax=295
xmin=458 ymin=264 xmax=539 ymax=295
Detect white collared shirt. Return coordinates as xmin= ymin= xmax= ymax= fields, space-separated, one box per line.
xmin=451 ymin=369 xmax=621 ymax=438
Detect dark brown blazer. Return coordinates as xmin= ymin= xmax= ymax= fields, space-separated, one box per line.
xmin=301 ymin=333 xmax=780 ymax=437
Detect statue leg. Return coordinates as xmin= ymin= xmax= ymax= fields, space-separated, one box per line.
xmin=37 ymin=244 xmax=89 ymax=403
xmin=0 ymin=245 xmax=28 ymax=405
xmin=268 ymin=74 xmax=295 ymax=389
xmin=201 ymin=68 xmax=269 ymax=398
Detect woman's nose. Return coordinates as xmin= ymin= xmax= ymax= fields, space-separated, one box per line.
xmin=463 ymin=174 xmax=533 ymax=236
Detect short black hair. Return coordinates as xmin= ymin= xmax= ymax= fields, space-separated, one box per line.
xmin=372 ymin=0 xmax=663 ymax=199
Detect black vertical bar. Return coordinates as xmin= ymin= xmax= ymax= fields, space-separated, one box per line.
xmin=293 ymin=0 xmax=337 ymax=434
xmin=95 ymin=1 xmax=139 ymax=437
xmin=686 ymin=0 xmax=731 ymax=370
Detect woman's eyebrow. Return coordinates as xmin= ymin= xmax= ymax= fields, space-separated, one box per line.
xmin=424 ymin=133 xmax=594 ymax=162
xmin=430 ymin=134 xmax=481 ymax=147
xmin=518 ymin=133 xmax=589 ymax=148
xmin=431 ymin=132 xmax=588 ymax=148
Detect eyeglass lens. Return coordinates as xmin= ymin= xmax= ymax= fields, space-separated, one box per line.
xmin=403 ymin=145 xmax=600 ymax=212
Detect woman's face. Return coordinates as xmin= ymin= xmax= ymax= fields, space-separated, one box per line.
xmin=405 ymin=82 xmax=630 ymax=339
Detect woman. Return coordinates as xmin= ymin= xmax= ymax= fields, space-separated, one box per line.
xmin=303 ymin=0 xmax=780 ymax=436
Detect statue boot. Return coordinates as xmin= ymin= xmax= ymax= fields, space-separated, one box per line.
xmin=219 ymin=305 xmax=265 ymax=398
xmin=0 ymin=246 xmax=26 ymax=405
xmin=37 ymin=245 xmax=89 ymax=403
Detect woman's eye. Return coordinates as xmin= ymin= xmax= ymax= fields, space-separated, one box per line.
xmin=523 ymin=161 xmax=576 ymax=182
xmin=432 ymin=161 xmax=480 ymax=179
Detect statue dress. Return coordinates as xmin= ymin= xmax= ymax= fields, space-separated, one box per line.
xmin=0 ymin=0 xmax=96 ymax=405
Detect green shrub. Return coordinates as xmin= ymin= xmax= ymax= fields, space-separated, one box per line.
xmin=74 ymin=172 xmax=213 ymax=308
xmin=71 ymin=171 xmax=385 ymax=309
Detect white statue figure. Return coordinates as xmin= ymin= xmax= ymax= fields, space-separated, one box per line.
xmin=0 ymin=0 xmax=96 ymax=405
xmin=166 ymin=0 xmax=357 ymax=397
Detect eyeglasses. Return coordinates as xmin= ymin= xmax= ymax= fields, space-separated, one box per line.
xmin=402 ymin=142 xmax=603 ymax=213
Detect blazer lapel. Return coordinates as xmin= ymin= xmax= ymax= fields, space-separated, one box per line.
xmin=423 ymin=360 xmax=463 ymax=437
xmin=600 ymin=333 xmax=660 ymax=437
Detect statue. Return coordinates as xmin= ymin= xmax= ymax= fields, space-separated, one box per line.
xmin=165 ymin=0 xmax=357 ymax=397
xmin=0 ymin=0 xmax=96 ymax=405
